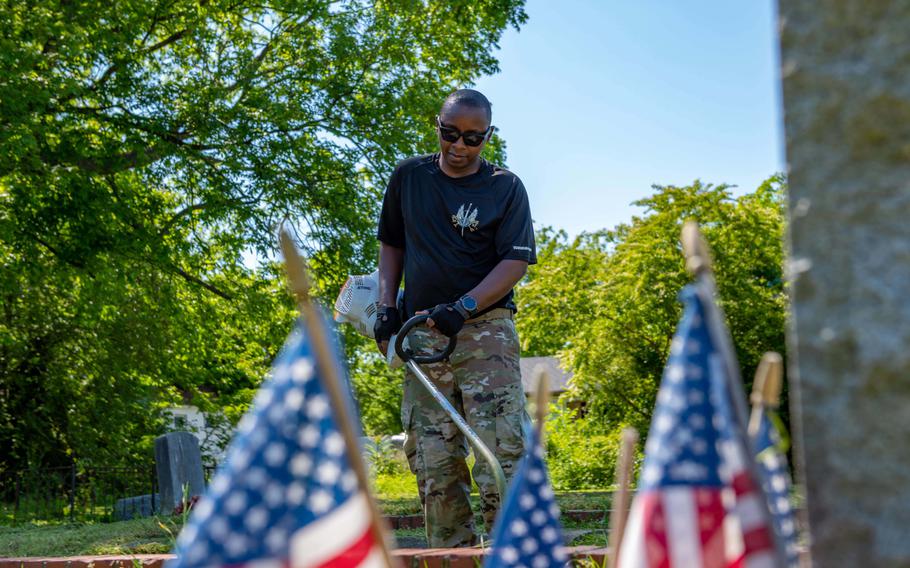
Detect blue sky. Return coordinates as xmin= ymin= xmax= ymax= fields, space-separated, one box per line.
xmin=473 ymin=1 xmax=785 ymax=236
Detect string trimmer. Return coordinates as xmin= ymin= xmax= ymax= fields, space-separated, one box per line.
xmin=334 ymin=272 xmax=507 ymax=501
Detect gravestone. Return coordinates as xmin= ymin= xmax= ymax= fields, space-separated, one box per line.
xmin=113 ymin=493 xmax=159 ymax=521
xmin=155 ymin=431 xmax=206 ymax=514
xmin=778 ymin=1 xmax=910 ymax=566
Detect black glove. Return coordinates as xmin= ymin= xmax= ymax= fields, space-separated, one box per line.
xmin=427 ymin=302 xmax=466 ymax=337
xmin=374 ymin=305 xmax=402 ymax=345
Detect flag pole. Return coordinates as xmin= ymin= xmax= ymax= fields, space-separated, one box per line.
xmin=681 ymin=221 xmax=787 ymax=566
xmin=682 ymin=221 xmax=760 ymax=431
xmin=280 ymin=230 xmax=399 ymax=568
xmin=608 ymin=427 xmax=638 ymax=568
xmin=681 ymin=221 xmax=712 ymax=277
xmin=749 ymin=352 xmax=783 ymax=438
xmin=534 ymin=365 xmax=550 ymax=441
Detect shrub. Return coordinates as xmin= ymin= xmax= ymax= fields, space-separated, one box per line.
xmin=347 ymin=335 xmax=405 ymax=436
xmin=545 ymin=405 xmax=635 ymax=491
xmin=364 ymin=436 xmax=407 ymax=477
xmin=518 ymin=178 xmax=787 ymax=434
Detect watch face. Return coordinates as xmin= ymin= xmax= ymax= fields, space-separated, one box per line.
xmin=461 ymin=295 xmax=478 ymax=311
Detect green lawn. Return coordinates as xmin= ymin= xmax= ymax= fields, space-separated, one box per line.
xmin=0 ymin=517 xmax=180 ymax=557
xmin=0 ymin=489 xmax=613 ymax=557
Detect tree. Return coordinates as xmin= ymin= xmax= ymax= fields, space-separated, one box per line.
xmin=0 ymin=0 xmax=526 ymax=471
xmin=347 ymin=332 xmax=405 ymax=436
xmin=2 ymin=0 xmax=521 ymax=287
xmin=516 ymin=176 xmax=787 ymax=434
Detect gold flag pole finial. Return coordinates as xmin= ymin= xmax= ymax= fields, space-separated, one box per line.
xmin=681 ymin=220 xmax=713 ymax=276
xmin=751 ymin=351 xmax=783 ymax=408
xmin=279 ymin=229 xmax=399 ymax=567
xmin=608 ymin=427 xmax=639 ymax=568
xmin=748 ymin=352 xmax=784 ymax=437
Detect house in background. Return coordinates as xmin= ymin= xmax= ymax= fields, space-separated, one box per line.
xmin=519 ymin=356 xmax=582 ymax=409
xmin=164 ymin=405 xmax=231 ymax=465
xmin=166 ymin=405 xmax=206 ymax=433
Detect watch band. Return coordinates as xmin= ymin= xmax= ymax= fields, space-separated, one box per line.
xmin=457 ymin=294 xmax=479 ymax=317
xmin=452 ymin=301 xmax=470 ymax=319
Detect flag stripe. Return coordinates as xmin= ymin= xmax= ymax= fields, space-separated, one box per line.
xmin=291 ymin=493 xmax=372 ymax=567
xmin=731 ymin=471 xmax=756 ymax=497
xmin=742 ymin=526 xmax=774 ymax=556
xmin=642 ymin=493 xmax=669 ymax=568
xmin=734 ymin=494 xmax=768 ymax=536
xmin=743 ymin=552 xmax=777 ymax=568
xmin=663 ymin=489 xmax=703 ymax=567
xmin=352 ymin=548 xmax=386 ymax=568
xmin=694 ymin=489 xmax=726 ymax=568
xmin=236 ymin=560 xmax=289 ymax=568
xmin=618 ymin=498 xmax=649 ymax=568
xmin=316 ymin=527 xmax=376 ymax=568
xmin=722 ymin=492 xmax=745 ymax=563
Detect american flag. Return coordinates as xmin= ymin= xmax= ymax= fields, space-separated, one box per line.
xmin=168 ymin=318 xmax=386 ymax=568
xmin=752 ymin=410 xmax=799 ymax=567
xmin=617 ymin=285 xmax=778 ymax=568
xmin=485 ymin=428 xmax=568 ymax=568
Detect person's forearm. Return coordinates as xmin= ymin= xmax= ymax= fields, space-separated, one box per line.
xmin=378 ymin=242 xmax=404 ymax=307
xmin=466 ymin=259 xmax=528 ymax=311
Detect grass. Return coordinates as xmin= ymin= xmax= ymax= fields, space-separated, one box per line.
xmin=0 ymin=465 xmax=615 ymax=558
xmin=562 ymin=517 xmax=610 ymax=548
xmin=370 ymin=470 xmax=417 ymax=499
xmin=0 ymin=516 xmax=611 ymax=558
xmin=373 ymin=487 xmax=613 ymax=519
xmin=0 ymin=517 xmax=178 ymax=557
xmin=368 ymin=450 xmax=615 ymax=514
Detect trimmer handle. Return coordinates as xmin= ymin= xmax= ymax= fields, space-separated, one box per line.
xmin=394 ymin=314 xmax=457 ymax=364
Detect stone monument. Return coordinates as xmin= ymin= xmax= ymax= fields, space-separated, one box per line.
xmin=155 ymin=431 xmax=206 ymax=514
xmin=778 ymin=1 xmax=910 ymax=565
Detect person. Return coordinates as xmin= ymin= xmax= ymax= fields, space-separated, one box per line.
xmin=374 ymin=89 xmax=537 ymax=547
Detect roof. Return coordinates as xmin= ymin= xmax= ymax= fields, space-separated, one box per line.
xmin=519 ymin=356 xmax=572 ymax=395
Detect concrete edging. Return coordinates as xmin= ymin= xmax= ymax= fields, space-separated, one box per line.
xmin=385 ymin=510 xmax=607 ymax=529
xmin=0 ymin=546 xmax=610 ymax=568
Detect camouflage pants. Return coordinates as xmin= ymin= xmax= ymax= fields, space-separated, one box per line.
xmin=401 ymin=310 xmax=529 ymax=548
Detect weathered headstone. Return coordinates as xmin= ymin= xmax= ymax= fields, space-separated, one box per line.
xmin=778 ymin=2 xmax=910 ymax=565
xmin=155 ymin=431 xmax=206 ymax=514
xmin=113 ymin=493 xmax=159 ymax=521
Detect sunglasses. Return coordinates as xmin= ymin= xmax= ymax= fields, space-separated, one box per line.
xmin=436 ymin=116 xmax=493 ymax=147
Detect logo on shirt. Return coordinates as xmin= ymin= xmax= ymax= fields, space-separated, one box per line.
xmin=451 ymin=203 xmax=480 ymax=236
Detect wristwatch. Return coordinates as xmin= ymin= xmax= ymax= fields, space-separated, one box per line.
xmin=455 ymin=294 xmax=479 ymax=318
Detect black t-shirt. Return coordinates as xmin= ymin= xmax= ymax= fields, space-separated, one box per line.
xmin=377 ymin=153 xmax=537 ymax=318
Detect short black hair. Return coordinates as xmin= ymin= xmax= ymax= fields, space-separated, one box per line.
xmin=440 ymin=89 xmax=492 ymax=123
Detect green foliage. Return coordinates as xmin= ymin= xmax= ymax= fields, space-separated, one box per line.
xmin=516 ymin=228 xmax=611 ymax=357
xmin=518 ymin=177 xmax=787 ymax=434
xmin=545 ymin=406 xmax=632 ymax=491
xmin=0 ymin=0 xmax=526 ymax=470
xmin=367 ymin=439 xmax=414 ymax=498
xmin=0 ymin=246 xmax=295 ymax=469
xmin=372 ymin=471 xmax=418 ymax=499
xmin=346 ymin=332 xmax=405 ymax=435
xmin=364 ymin=436 xmax=406 ymax=477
